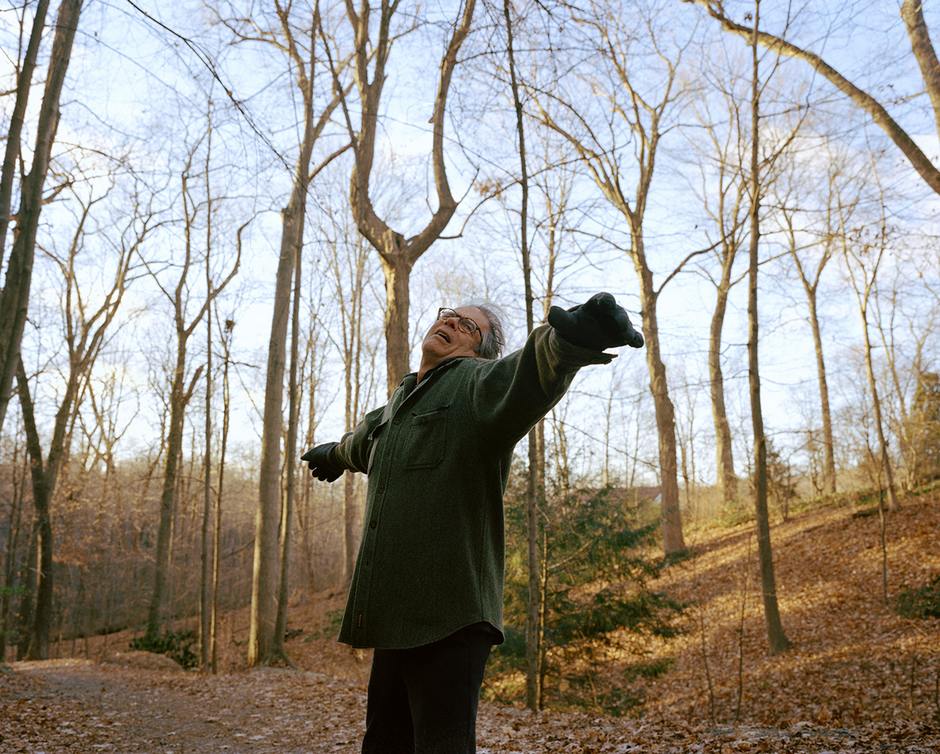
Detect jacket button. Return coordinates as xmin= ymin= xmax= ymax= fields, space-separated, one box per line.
xmin=370 ymin=519 xmax=377 ymax=529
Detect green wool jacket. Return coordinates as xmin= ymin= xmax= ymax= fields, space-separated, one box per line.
xmin=332 ymin=324 xmax=614 ymax=649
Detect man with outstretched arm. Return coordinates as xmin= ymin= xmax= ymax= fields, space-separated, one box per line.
xmin=301 ymin=293 xmax=643 ymax=754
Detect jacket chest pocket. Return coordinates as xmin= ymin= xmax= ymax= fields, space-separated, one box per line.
xmin=403 ymin=405 xmax=450 ymax=470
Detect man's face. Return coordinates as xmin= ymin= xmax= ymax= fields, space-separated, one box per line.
xmin=421 ymin=306 xmax=489 ymax=363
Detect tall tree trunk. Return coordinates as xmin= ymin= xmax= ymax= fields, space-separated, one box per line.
xmin=199 ymin=141 xmax=214 ymax=669
xmin=379 ymin=254 xmax=413 ymax=395
xmin=249 ymin=2 xmax=322 ymax=665
xmin=273 ymin=239 xmax=304 ymax=658
xmin=147 ymin=347 xmax=189 ymax=642
xmin=502 ymin=0 xmax=543 ymax=710
xmin=251 ymin=168 xmax=312 ymax=666
xmin=806 ymin=294 xmax=837 ymax=494
xmin=0 ymin=0 xmax=83 ymax=433
xmin=746 ymin=0 xmax=790 ymax=655
xmin=210 ymin=318 xmax=234 ymax=673
xmin=16 ymin=521 xmax=38 ymax=659
xmin=1 ymin=440 xmax=26 ymax=661
xmin=16 ymin=360 xmax=53 ymax=659
xmin=633 ymin=241 xmax=685 ymax=555
xmin=709 ymin=283 xmax=737 ymax=504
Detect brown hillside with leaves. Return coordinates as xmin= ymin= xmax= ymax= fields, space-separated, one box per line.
xmin=3 ymin=490 xmax=939 ymax=752
xmin=274 ymin=487 xmax=940 ymax=730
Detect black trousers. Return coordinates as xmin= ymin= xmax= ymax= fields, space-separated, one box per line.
xmin=361 ymin=622 xmax=494 ymax=754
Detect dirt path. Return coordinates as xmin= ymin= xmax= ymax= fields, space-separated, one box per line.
xmin=2 ymin=658 xmax=366 ymax=752
xmin=3 ymin=658 xmax=939 ymax=753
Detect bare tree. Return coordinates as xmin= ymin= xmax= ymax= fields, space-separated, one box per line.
xmin=330 ymin=0 xmax=477 ymax=394
xmin=145 ymin=140 xmax=240 ymax=644
xmin=773 ymin=151 xmax=853 ymax=497
xmin=840 ymin=179 xmax=900 ymax=511
xmin=321 ymin=198 xmax=374 ymax=584
xmin=688 ymin=63 xmax=751 ymax=507
xmin=15 ymin=170 xmax=152 ymax=658
xmin=0 ymin=0 xmax=83 ymax=434
xmin=531 ymin=0 xmax=693 ymax=556
xmin=744 ymin=0 xmax=789 ymax=655
xmin=683 ymin=0 xmax=940 ymax=197
xmin=217 ymin=0 xmax=353 ymax=666
xmin=0 ymin=0 xmax=52 ymax=275
xmin=210 ymin=314 xmax=235 ymax=673
xmin=498 ymin=0 xmax=547 ymax=711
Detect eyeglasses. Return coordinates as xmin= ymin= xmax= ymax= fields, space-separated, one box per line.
xmin=437 ymin=307 xmax=482 ymax=339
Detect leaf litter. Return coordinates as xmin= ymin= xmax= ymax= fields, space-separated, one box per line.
xmin=2 ymin=493 xmax=938 ymax=752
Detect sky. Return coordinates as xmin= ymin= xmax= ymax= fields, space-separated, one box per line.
xmin=2 ymin=0 xmax=938 ymax=489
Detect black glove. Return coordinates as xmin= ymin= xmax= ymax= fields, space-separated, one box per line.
xmin=300 ymin=442 xmax=343 ymax=482
xmin=547 ymin=292 xmax=644 ymax=350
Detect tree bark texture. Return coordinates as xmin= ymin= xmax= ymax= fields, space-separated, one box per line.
xmin=0 ymin=0 xmax=83 ymax=434
xmin=0 ymin=442 xmax=26 ymax=660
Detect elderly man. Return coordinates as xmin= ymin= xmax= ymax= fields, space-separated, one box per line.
xmin=302 ymin=293 xmax=642 ymax=754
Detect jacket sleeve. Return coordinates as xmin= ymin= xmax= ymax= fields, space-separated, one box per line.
xmin=469 ymin=324 xmax=614 ymax=450
xmin=332 ymin=404 xmax=387 ymax=474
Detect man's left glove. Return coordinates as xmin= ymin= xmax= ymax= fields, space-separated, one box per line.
xmin=301 ymin=442 xmax=343 ymax=482
xmin=547 ymin=292 xmax=644 ymax=351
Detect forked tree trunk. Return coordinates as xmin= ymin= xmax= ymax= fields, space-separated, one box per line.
xmin=0 ymin=0 xmax=83 ymax=433
xmin=0 ymin=0 xmax=51 ymax=275
xmin=249 ymin=0 xmax=348 ymax=665
xmin=340 ymin=0 xmax=476 ymax=392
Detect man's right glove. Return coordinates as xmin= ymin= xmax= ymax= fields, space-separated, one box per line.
xmin=300 ymin=442 xmax=343 ymax=482
xmin=547 ymin=292 xmax=644 ymax=351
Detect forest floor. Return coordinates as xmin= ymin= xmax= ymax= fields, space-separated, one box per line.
xmin=2 ymin=489 xmax=940 ymax=752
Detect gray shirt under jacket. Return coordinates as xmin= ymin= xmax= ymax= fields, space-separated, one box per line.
xmin=332 ymin=324 xmax=613 ymax=650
